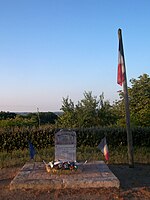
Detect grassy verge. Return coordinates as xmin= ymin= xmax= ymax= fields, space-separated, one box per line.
xmin=0 ymin=146 xmax=149 ymax=168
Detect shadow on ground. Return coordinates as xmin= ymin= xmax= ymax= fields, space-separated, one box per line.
xmin=108 ymin=163 xmax=150 ymax=189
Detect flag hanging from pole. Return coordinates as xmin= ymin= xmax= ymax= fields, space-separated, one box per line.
xmin=117 ymin=29 xmax=134 ymax=167
xmin=117 ymin=30 xmax=125 ymax=86
xmin=98 ymin=137 xmax=109 ymax=161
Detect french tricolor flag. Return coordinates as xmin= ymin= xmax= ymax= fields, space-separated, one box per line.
xmin=98 ymin=137 xmax=109 ymax=161
xmin=117 ymin=29 xmax=125 ymax=86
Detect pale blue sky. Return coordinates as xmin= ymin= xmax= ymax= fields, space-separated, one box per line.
xmin=0 ymin=0 xmax=150 ymax=112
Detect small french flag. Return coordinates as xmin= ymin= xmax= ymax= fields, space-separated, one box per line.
xmin=98 ymin=137 xmax=109 ymax=161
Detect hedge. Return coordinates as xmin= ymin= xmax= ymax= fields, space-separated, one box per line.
xmin=0 ymin=126 xmax=149 ymax=152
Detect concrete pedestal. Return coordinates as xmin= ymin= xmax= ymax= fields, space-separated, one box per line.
xmin=10 ymin=161 xmax=120 ymax=190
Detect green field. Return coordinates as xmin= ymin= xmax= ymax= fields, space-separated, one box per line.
xmin=0 ymin=146 xmax=149 ymax=168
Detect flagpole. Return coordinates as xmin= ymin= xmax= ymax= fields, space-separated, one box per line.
xmin=118 ymin=29 xmax=134 ymax=168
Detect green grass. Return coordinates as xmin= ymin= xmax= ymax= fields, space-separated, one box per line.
xmin=0 ymin=146 xmax=149 ymax=168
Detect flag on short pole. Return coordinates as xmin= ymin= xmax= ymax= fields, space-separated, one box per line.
xmin=28 ymin=141 xmax=36 ymax=159
xmin=98 ymin=137 xmax=109 ymax=161
xmin=117 ymin=31 xmax=125 ymax=86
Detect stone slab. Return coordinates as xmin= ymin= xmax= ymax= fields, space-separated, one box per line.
xmin=10 ymin=161 xmax=120 ymax=190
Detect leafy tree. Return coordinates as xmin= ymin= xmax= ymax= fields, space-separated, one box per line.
xmin=58 ymin=91 xmax=117 ymax=128
xmin=97 ymin=93 xmax=118 ymax=126
xmin=114 ymin=74 xmax=150 ymax=127
xmin=75 ymin=91 xmax=99 ymax=127
xmin=129 ymin=74 xmax=150 ymax=126
xmin=38 ymin=112 xmax=58 ymax=125
xmin=57 ymin=97 xmax=76 ymax=128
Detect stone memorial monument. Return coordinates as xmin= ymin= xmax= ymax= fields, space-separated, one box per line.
xmin=10 ymin=130 xmax=120 ymax=190
xmin=55 ymin=130 xmax=76 ymax=162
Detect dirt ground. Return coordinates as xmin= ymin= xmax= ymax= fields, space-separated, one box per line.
xmin=0 ymin=163 xmax=150 ymax=200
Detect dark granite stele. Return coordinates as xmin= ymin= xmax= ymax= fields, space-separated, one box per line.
xmin=10 ymin=161 xmax=120 ymax=190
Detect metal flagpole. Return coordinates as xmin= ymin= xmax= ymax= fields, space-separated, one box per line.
xmin=118 ymin=29 xmax=134 ymax=168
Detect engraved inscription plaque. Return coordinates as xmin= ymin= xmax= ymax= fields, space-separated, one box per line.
xmin=55 ymin=130 xmax=76 ymax=162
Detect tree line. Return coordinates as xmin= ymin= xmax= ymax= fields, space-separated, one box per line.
xmin=0 ymin=74 xmax=149 ymax=128
xmin=0 ymin=112 xmax=58 ymax=127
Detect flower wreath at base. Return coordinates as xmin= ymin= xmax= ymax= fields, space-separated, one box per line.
xmin=45 ymin=160 xmax=78 ymax=172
